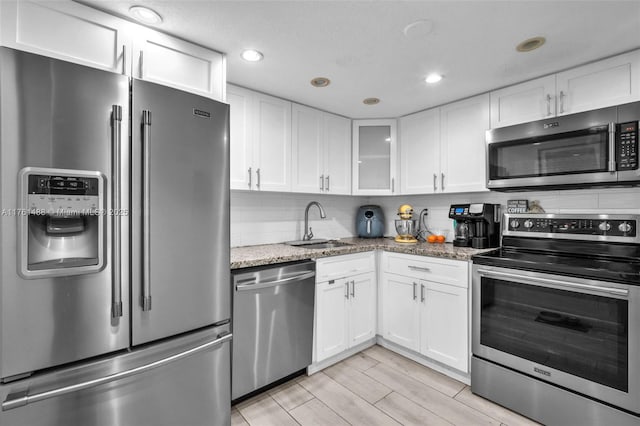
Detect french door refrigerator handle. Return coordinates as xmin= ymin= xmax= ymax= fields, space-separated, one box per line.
xmin=111 ymin=105 xmax=123 ymax=318
xmin=142 ymin=110 xmax=152 ymax=311
xmin=476 ymin=268 xmax=629 ymax=297
xmin=1 ymin=333 xmax=233 ymax=411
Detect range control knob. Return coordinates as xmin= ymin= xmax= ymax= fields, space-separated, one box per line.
xmin=619 ymin=222 xmax=632 ymax=233
xmin=510 ymin=219 xmax=520 ymax=229
xmin=598 ymin=221 xmax=611 ymax=232
xmin=524 ymin=219 xmax=534 ymax=229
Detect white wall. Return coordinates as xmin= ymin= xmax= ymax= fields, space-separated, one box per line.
xmin=231 ymin=187 xmax=640 ymax=246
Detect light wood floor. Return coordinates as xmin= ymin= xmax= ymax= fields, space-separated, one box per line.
xmin=232 ymin=345 xmax=540 ymax=426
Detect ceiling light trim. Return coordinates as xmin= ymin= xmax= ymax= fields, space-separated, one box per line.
xmin=516 ymin=36 xmax=546 ymax=52
xmin=129 ymin=6 xmax=163 ymax=25
xmin=241 ymin=49 xmax=264 ymax=62
xmin=363 ymin=97 xmax=380 ymax=105
xmin=311 ymin=77 xmax=331 ymax=87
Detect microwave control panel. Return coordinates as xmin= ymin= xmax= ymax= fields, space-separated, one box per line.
xmin=616 ymin=121 xmax=638 ymax=170
xmin=506 ymin=216 xmax=636 ymax=237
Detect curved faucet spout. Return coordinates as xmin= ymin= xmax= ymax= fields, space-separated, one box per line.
xmin=303 ymin=201 xmax=327 ymax=241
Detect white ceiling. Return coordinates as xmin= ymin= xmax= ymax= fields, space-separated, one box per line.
xmin=79 ymin=0 xmax=640 ymax=119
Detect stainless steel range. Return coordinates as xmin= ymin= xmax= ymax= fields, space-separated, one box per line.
xmin=471 ymin=213 xmax=640 ymax=426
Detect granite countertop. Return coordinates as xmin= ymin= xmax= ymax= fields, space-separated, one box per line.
xmin=230 ymin=237 xmax=495 ymax=269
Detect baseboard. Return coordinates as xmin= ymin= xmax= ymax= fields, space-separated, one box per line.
xmin=307 ymin=338 xmax=376 ymax=375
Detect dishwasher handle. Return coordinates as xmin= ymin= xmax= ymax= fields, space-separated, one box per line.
xmin=235 ymin=270 xmax=316 ymax=292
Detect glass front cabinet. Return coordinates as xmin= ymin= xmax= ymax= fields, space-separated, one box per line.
xmin=352 ymin=119 xmax=397 ymax=195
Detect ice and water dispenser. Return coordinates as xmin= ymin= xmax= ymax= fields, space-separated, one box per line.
xmin=19 ymin=167 xmax=105 ymax=278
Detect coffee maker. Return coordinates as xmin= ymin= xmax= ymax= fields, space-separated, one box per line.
xmin=448 ymin=203 xmax=500 ymax=249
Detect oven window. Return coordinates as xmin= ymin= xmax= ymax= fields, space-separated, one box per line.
xmin=488 ymin=130 xmax=609 ymax=180
xmin=480 ymin=278 xmax=628 ymax=391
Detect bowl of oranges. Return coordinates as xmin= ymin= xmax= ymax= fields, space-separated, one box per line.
xmin=427 ymin=233 xmax=446 ymax=243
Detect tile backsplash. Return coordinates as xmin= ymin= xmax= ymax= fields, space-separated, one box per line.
xmin=231 ymin=187 xmax=640 ymax=247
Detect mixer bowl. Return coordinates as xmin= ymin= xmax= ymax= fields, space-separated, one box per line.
xmin=395 ymin=219 xmax=417 ymax=236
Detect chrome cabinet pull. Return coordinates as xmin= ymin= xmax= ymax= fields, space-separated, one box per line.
xmin=409 ymin=265 xmax=431 ymax=273
xmin=141 ymin=110 xmax=152 ymax=311
xmin=320 ymin=174 xmax=324 ymax=191
xmin=139 ymin=50 xmax=144 ymax=79
xmin=345 ymin=281 xmax=349 ymax=299
xmin=421 ymin=283 xmax=425 ymax=302
xmin=121 ymin=45 xmax=126 ymax=75
xmin=433 ymin=173 xmax=437 ymax=191
xmin=1 ymin=333 xmax=232 ymax=411
xmin=413 ymin=282 xmax=417 ymax=300
xmin=391 ymin=177 xmax=395 ymax=193
xmin=546 ymin=94 xmax=552 ymax=116
xmin=111 ymin=105 xmax=123 ymax=318
xmin=256 ymin=168 xmax=261 ymax=190
xmin=248 ymin=167 xmax=252 ymax=189
xmin=559 ymin=90 xmax=565 ymax=114
xmin=350 ymin=280 xmax=355 ymax=298
xmin=441 ymin=173 xmax=445 ymax=191
xmin=325 ymin=175 xmax=330 ymax=192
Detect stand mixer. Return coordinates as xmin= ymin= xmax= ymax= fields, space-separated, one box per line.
xmin=394 ymin=204 xmax=418 ymax=243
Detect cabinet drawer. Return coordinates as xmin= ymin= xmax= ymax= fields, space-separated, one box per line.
xmin=316 ymin=251 xmax=375 ymax=282
xmin=382 ymin=252 xmax=468 ymax=288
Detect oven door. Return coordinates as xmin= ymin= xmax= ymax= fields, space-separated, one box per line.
xmin=472 ymin=264 xmax=639 ymax=413
xmin=486 ymin=123 xmax=617 ymax=190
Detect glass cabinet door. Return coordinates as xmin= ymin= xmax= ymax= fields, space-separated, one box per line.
xmin=352 ymin=119 xmax=397 ymax=195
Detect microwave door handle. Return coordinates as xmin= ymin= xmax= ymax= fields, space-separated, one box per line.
xmin=142 ymin=110 xmax=152 ymax=311
xmin=111 ymin=105 xmax=123 ymax=318
xmin=476 ymin=269 xmax=629 ymax=298
xmin=609 ymin=122 xmax=616 ymax=172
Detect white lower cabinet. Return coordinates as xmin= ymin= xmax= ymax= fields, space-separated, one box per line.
xmin=314 ymin=252 xmax=376 ymax=364
xmin=381 ymin=252 xmax=469 ymax=373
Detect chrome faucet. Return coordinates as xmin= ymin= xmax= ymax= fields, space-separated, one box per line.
xmin=303 ymin=201 xmax=327 ymax=241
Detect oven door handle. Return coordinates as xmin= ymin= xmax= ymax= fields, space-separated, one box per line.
xmin=476 ymin=268 xmax=629 ymax=297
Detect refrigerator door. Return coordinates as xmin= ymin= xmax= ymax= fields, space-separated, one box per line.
xmin=0 ymin=325 xmax=231 ymax=426
xmin=131 ymin=79 xmax=230 ymax=345
xmin=0 ymin=47 xmax=130 ymax=379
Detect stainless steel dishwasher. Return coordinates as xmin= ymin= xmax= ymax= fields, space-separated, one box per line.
xmin=231 ymin=260 xmax=316 ymax=400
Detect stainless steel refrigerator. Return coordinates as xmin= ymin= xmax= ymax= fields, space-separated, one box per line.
xmin=0 ymin=47 xmax=231 ymax=426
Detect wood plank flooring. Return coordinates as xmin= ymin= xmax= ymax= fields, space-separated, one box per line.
xmin=232 ymin=345 xmax=540 ymax=426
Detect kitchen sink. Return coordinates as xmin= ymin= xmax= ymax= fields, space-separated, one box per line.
xmin=286 ymin=239 xmax=353 ymax=249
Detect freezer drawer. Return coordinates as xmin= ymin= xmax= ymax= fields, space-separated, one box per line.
xmin=232 ymin=261 xmax=315 ymax=400
xmin=0 ymin=325 xmax=231 ymax=426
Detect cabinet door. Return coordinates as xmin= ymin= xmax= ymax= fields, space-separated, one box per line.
xmin=399 ymin=108 xmax=440 ymax=194
xmin=227 ymin=85 xmax=254 ymax=190
xmin=324 ymin=113 xmax=352 ymax=195
xmin=420 ymin=281 xmax=468 ymax=372
xmin=0 ymin=0 xmax=131 ymax=74
xmin=133 ymin=29 xmax=225 ymax=101
xmin=253 ymin=93 xmax=292 ymax=192
xmin=315 ymin=280 xmax=349 ymax=362
xmin=348 ymin=272 xmax=376 ymax=347
xmin=440 ymin=94 xmax=490 ymax=193
xmin=352 ymin=119 xmax=397 ymax=195
xmin=556 ymin=50 xmax=640 ymax=115
xmin=381 ymin=274 xmax=420 ymax=351
xmin=489 ymin=75 xmax=556 ymax=128
xmin=291 ymin=104 xmax=323 ymax=193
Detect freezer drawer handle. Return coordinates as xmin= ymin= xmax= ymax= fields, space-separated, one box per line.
xmin=1 ymin=333 xmax=233 ymax=411
xmin=236 ymin=270 xmax=315 ymax=291
xmin=142 ymin=110 xmax=152 ymax=311
xmin=111 ymin=105 xmax=123 ymax=318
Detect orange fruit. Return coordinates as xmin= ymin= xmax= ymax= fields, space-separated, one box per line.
xmin=427 ymin=235 xmax=437 ymax=243
xmin=436 ymin=235 xmax=445 ymax=243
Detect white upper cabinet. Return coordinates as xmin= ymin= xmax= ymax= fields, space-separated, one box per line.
xmin=399 ymin=108 xmax=440 ymax=194
xmin=556 ymin=50 xmax=640 ymax=116
xmin=228 ymin=84 xmax=292 ymax=192
xmin=490 ymin=49 xmax=640 ymax=128
xmin=132 ymin=29 xmax=225 ymax=101
xmin=0 ymin=0 xmax=131 ymax=74
xmin=440 ymin=94 xmax=490 ymax=193
xmin=352 ymin=119 xmax=397 ymax=195
xmin=292 ymin=104 xmax=351 ymax=194
xmin=490 ymin=75 xmax=556 ymax=128
xmin=399 ymin=94 xmax=489 ymax=194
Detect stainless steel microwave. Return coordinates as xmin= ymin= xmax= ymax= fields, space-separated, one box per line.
xmin=486 ymin=101 xmax=640 ymax=191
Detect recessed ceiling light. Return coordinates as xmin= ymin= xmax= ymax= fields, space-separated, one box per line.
xmin=241 ymin=49 xmax=264 ymax=62
xmin=516 ymin=36 xmax=546 ymax=52
xmin=129 ymin=6 xmax=162 ymax=24
xmin=425 ymin=73 xmax=443 ymax=84
xmin=310 ymin=77 xmax=331 ymax=87
xmin=363 ymin=98 xmax=380 ymax=105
